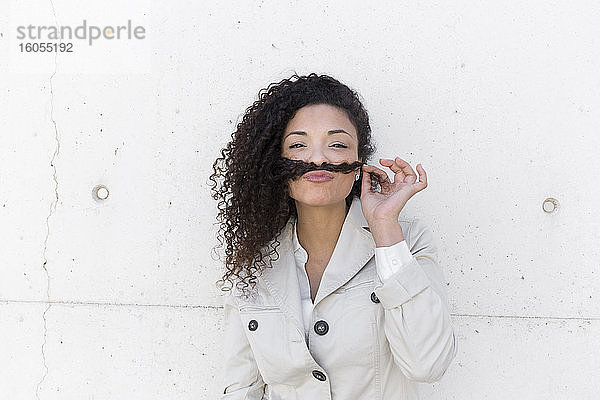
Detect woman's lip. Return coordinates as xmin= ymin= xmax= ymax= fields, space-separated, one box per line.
xmin=304 ymin=170 xmax=334 ymax=181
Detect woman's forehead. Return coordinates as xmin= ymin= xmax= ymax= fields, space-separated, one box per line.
xmin=284 ymin=104 xmax=357 ymax=139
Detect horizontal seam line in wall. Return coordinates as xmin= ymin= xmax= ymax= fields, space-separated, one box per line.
xmin=452 ymin=313 xmax=600 ymax=321
xmin=2 ymin=300 xmax=598 ymax=320
xmin=0 ymin=299 xmax=221 ymax=309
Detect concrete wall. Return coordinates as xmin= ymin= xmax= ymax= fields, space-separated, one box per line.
xmin=1 ymin=0 xmax=599 ymax=398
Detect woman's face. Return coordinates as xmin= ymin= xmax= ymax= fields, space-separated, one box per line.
xmin=281 ymin=103 xmax=361 ymax=207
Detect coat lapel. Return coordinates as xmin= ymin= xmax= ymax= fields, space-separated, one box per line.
xmin=259 ymin=216 xmax=304 ymax=335
xmin=312 ymin=197 xmax=375 ymax=307
xmin=260 ymin=197 xmax=375 ymax=333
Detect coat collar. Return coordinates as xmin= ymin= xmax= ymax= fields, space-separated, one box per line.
xmin=259 ymin=196 xmax=375 ymax=335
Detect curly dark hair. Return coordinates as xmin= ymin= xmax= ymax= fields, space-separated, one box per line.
xmin=209 ymin=72 xmax=377 ymax=296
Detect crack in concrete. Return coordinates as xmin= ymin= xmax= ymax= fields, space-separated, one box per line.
xmin=2 ymin=298 xmax=223 ymax=309
xmin=35 ymin=0 xmax=61 ymax=398
xmin=1 ymin=298 xmax=598 ymax=321
xmin=451 ymin=313 xmax=600 ymax=322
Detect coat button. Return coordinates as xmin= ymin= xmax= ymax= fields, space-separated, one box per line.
xmin=370 ymin=292 xmax=380 ymax=303
xmin=248 ymin=319 xmax=258 ymax=331
xmin=312 ymin=370 xmax=327 ymax=381
xmin=314 ymin=320 xmax=329 ymax=335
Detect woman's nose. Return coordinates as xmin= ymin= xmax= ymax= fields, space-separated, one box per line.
xmin=305 ymin=148 xmax=331 ymax=167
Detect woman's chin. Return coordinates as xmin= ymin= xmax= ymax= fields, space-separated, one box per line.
xmin=293 ymin=194 xmax=347 ymax=208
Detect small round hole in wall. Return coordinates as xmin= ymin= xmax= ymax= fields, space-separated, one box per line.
xmin=92 ymin=184 xmax=109 ymax=201
xmin=542 ymin=197 xmax=558 ymax=213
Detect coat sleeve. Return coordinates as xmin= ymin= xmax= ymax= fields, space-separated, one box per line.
xmin=219 ymin=291 xmax=266 ymax=399
xmin=372 ymin=216 xmax=458 ymax=383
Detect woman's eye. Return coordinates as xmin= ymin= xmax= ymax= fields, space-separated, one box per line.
xmin=288 ymin=143 xmax=348 ymax=149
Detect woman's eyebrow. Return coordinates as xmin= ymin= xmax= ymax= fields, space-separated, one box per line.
xmin=283 ymin=129 xmax=351 ymax=140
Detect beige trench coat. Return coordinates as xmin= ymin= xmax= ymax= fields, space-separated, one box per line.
xmin=220 ymin=196 xmax=458 ymax=399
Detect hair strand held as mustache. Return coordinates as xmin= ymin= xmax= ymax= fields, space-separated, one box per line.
xmin=272 ymin=157 xmax=383 ymax=192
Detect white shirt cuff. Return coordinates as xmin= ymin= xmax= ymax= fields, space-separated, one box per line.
xmin=374 ymin=240 xmax=416 ymax=282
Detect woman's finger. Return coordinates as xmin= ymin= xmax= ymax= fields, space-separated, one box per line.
xmin=361 ymin=164 xmax=379 ymax=193
xmin=379 ymin=158 xmax=401 ymax=173
xmin=380 ymin=157 xmax=407 ymax=183
xmin=362 ymin=164 xmax=390 ymax=185
xmin=394 ymin=157 xmax=418 ymax=183
xmin=415 ymin=163 xmax=428 ymax=189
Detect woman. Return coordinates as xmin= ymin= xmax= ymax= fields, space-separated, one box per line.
xmin=210 ymin=73 xmax=457 ymax=399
